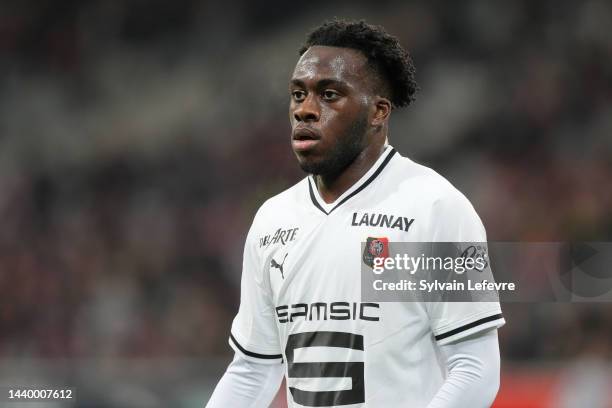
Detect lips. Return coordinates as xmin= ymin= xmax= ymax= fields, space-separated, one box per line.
xmin=292 ymin=127 xmax=321 ymax=141
xmin=292 ymin=127 xmax=321 ymax=152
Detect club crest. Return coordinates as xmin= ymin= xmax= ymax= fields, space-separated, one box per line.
xmin=363 ymin=237 xmax=389 ymax=268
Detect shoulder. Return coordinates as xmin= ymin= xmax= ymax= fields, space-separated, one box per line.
xmin=391 ymin=153 xmax=475 ymax=211
xmin=389 ymin=152 xmax=485 ymax=240
xmin=249 ymin=177 xmax=309 ymax=235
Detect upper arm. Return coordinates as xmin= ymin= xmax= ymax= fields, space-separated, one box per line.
xmin=229 ymin=213 xmax=283 ymax=364
xmin=428 ymin=329 xmax=501 ymax=408
xmin=426 ymin=188 xmax=505 ymax=345
xmin=205 ymin=353 xmax=285 ymax=408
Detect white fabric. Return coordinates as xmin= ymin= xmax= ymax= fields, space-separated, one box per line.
xmin=205 ymin=354 xmax=284 ymax=408
xmin=206 ymin=329 xmax=501 ymax=408
xmin=427 ymin=329 xmax=501 ymax=408
xmin=229 ymin=219 xmax=282 ymax=364
xmin=227 ymin=145 xmax=504 ymax=406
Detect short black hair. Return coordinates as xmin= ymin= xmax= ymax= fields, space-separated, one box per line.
xmin=299 ymin=18 xmax=418 ymax=108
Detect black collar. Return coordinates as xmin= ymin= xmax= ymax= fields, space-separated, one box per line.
xmin=308 ymin=147 xmax=396 ymax=215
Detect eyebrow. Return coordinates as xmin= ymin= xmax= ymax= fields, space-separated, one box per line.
xmin=289 ymin=78 xmax=348 ymax=89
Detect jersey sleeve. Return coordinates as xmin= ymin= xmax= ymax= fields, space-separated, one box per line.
xmin=426 ymin=190 xmax=505 ymax=345
xmin=229 ymin=215 xmax=283 ymax=364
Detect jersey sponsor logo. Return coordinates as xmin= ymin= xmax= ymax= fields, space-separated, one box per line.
xmin=362 ymin=237 xmax=389 ymax=268
xmin=276 ymin=302 xmax=380 ymax=323
xmin=270 ymin=253 xmax=288 ymax=279
xmin=351 ymin=212 xmax=415 ymax=232
xmin=259 ymin=227 xmax=298 ymax=248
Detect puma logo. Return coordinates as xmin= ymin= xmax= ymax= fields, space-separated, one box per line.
xmin=271 ymin=253 xmax=288 ymax=279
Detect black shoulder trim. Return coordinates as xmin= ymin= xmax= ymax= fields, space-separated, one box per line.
xmin=230 ymin=333 xmax=282 ymax=360
xmin=434 ymin=313 xmax=504 ymax=341
xmin=308 ymin=148 xmax=397 ymax=215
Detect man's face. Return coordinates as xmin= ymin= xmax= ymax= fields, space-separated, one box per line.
xmin=289 ymin=46 xmax=374 ymax=176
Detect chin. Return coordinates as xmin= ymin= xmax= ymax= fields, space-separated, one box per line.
xmin=299 ymin=158 xmax=342 ymax=176
xmin=297 ymin=160 xmax=321 ymax=175
xmin=293 ymin=152 xmax=317 ymax=174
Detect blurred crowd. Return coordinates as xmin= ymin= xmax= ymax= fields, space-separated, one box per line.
xmin=0 ymin=0 xmax=611 ymax=370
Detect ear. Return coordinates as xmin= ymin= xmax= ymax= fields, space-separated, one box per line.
xmin=371 ymin=97 xmax=392 ymax=127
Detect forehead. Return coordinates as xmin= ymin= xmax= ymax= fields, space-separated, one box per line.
xmin=291 ymin=45 xmax=370 ymax=84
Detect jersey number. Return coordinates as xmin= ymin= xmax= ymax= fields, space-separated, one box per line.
xmin=285 ymin=331 xmax=364 ymax=406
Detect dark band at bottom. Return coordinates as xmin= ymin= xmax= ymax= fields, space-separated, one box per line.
xmin=435 ymin=314 xmax=504 ymax=341
xmin=230 ymin=333 xmax=283 ymax=360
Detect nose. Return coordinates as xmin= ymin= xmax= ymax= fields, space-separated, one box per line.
xmin=293 ymin=94 xmax=320 ymax=123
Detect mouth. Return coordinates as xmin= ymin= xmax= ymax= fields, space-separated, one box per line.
xmin=292 ymin=127 xmax=321 ymax=152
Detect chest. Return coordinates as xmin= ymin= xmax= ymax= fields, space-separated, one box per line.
xmin=262 ymin=206 xmax=426 ymax=304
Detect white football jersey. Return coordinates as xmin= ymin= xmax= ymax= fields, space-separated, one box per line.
xmin=229 ymin=145 xmax=505 ymax=407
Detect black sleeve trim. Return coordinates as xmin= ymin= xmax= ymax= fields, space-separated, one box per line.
xmin=230 ymin=333 xmax=282 ymax=360
xmin=434 ymin=313 xmax=503 ymax=341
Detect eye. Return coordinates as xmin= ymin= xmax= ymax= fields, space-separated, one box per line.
xmin=322 ymin=89 xmax=340 ymax=101
xmin=292 ymin=90 xmax=306 ymax=102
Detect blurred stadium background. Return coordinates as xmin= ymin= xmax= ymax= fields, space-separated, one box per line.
xmin=0 ymin=1 xmax=611 ymax=407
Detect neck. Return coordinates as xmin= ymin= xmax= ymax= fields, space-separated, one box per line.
xmin=314 ymin=139 xmax=387 ymax=204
